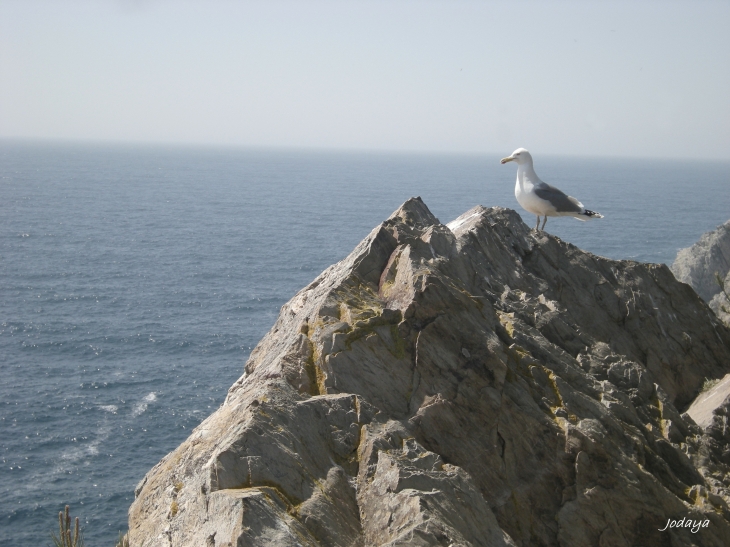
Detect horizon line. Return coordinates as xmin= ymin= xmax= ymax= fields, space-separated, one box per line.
xmin=1 ymin=136 xmax=727 ymax=164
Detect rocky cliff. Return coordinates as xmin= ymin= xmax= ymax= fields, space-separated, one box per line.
xmin=128 ymin=199 xmax=730 ymax=547
xmin=672 ymin=220 xmax=730 ymax=303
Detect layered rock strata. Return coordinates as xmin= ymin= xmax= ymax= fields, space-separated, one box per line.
xmin=129 ymin=199 xmax=730 ymax=547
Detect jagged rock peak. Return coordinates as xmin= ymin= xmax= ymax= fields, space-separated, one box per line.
xmin=386 ymin=196 xmax=440 ymax=228
xmin=129 ymin=199 xmax=730 ymax=547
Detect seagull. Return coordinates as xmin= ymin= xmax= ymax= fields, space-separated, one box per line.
xmin=501 ymin=148 xmax=603 ymax=231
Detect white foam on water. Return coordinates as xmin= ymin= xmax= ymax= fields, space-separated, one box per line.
xmin=99 ymin=405 xmax=118 ymax=414
xmin=86 ymin=423 xmax=111 ymax=457
xmin=132 ymin=392 xmax=157 ymax=417
xmin=59 ymin=423 xmax=111 ymax=466
xmin=132 ymin=403 xmax=147 ymax=417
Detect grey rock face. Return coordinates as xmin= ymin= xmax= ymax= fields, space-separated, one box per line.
xmin=709 ymin=270 xmax=730 ymax=326
xmin=129 ymin=199 xmax=730 ymax=547
xmin=672 ymin=220 xmax=730 ymax=302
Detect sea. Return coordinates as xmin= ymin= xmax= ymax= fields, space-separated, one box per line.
xmin=1 ymin=141 xmax=728 ymax=546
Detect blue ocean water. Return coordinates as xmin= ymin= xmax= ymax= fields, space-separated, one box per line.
xmin=1 ymin=141 xmax=728 ymax=546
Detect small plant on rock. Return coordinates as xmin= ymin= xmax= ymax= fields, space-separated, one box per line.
xmin=115 ymin=532 xmax=130 ymax=547
xmin=50 ymin=505 xmax=83 ymax=547
xmin=702 ymin=377 xmax=721 ymax=393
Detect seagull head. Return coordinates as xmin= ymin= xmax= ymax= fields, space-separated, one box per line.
xmin=500 ymin=148 xmax=532 ymax=165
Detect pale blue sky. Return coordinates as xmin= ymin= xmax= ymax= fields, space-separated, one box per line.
xmin=1 ymin=0 xmax=729 ymax=159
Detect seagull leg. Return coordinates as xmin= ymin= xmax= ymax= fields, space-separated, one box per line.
xmin=535 ymin=216 xmax=540 ymax=231
xmin=541 ymin=216 xmax=548 ymax=231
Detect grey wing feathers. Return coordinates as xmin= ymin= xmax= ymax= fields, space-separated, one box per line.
xmin=534 ymin=184 xmax=584 ymax=213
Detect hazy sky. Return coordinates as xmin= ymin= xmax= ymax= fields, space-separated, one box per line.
xmin=1 ymin=1 xmax=729 ymax=159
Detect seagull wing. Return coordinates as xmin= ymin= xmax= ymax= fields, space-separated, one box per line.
xmin=534 ymin=183 xmax=584 ymax=213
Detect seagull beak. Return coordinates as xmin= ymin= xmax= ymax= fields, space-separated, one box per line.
xmin=500 ymin=156 xmax=514 ymax=164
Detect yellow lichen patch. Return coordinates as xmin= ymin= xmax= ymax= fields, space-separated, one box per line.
xmin=303 ymin=341 xmax=327 ymax=396
xmin=651 ymin=392 xmax=667 ymax=438
xmin=511 ymin=345 xmax=530 ymax=360
xmin=356 ymin=426 xmax=371 ymax=463
xmin=256 ymin=483 xmax=302 ymax=510
xmin=379 ymin=276 xmax=396 ymax=297
xmin=303 ymin=351 xmax=321 ymax=396
xmin=498 ymin=312 xmax=516 ymax=338
xmin=504 ymin=344 xmax=579 ymax=429
xmin=345 ymin=309 xmax=403 ymax=353
xmin=337 ymin=279 xmax=383 ymax=313
xmin=545 ymin=370 xmax=566 ymax=408
xmin=353 ymin=396 xmax=361 ymax=421
xmin=311 ymin=477 xmax=335 ymax=505
xmin=554 ymin=416 xmax=573 ymax=432
xmin=314 ymin=361 xmax=327 ymax=395
xmin=541 ymin=368 xmax=578 ymax=424
xmin=685 ymin=485 xmax=718 ymax=512
xmin=307 ymin=317 xmax=329 ymax=339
